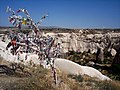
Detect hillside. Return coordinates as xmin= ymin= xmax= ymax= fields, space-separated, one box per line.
xmin=0 ymin=27 xmax=120 ymax=90
xmin=0 ymin=59 xmax=120 ymax=90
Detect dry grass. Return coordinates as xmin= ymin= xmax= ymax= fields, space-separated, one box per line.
xmin=0 ymin=57 xmax=11 ymax=66
xmin=0 ymin=65 xmax=55 ymax=90
xmin=0 ymin=60 xmax=120 ymax=90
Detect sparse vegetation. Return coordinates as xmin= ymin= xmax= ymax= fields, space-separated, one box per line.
xmin=0 ymin=61 xmax=120 ymax=90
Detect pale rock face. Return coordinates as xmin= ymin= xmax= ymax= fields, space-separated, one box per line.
xmin=53 ymin=31 xmax=120 ymax=54
xmin=81 ymin=66 xmax=110 ymax=80
xmin=69 ymin=38 xmax=78 ymax=52
xmin=111 ymin=48 xmax=117 ymax=56
xmin=18 ymin=53 xmax=40 ymax=65
xmin=68 ymin=33 xmax=78 ymax=52
xmin=54 ymin=58 xmax=84 ymax=75
xmin=52 ymin=32 xmax=106 ymax=54
xmin=86 ymin=34 xmax=94 ymax=39
xmin=98 ymin=47 xmax=104 ymax=62
xmin=0 ymin=41 xmax=16 ymax=62
xmin=45 ymin=33 xmax=56 ymax=37
xmin=54 ymin=58 xmax=110 ymax=80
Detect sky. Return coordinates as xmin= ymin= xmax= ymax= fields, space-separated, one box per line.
xmin=0 ymin=0 xmax=120 ymax=28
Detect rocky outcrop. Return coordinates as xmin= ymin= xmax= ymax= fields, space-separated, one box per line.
xmin=45 ymin=30 xmax=120 ymax=55
xmin=54 ymin=58 xmax=110 ymax=80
